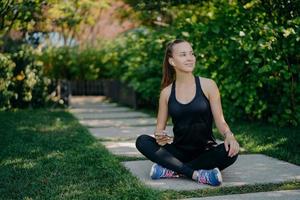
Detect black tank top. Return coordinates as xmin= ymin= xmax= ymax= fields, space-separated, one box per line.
xmin=168 ymin=75 xmax=217 ymax=152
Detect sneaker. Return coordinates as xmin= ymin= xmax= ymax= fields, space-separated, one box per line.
xmin=150 ymin=163 xmax=179 ymax=179
xmin=197 ymin=168 xmax=222 ymax=186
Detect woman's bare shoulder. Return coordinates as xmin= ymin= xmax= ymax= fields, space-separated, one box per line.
xmin=198 ymin=76 xmax=217 ymax=87
xmin=198 ymin=76 xmax=218 ymax=99
xmin=160 ymin=84 xmax=172 ymax=103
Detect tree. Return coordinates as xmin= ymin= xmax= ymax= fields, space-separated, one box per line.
xmin=47 ymin=0 xmax=111 ymax=46
xmin=0 ymin=0 xmax=48 ymax=50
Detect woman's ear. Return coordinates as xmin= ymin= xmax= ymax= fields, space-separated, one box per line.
xmin=168 ymin=58 xmax=175 ymax=66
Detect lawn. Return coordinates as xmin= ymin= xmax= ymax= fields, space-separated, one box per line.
xmin=229 ymin=120 xmax=300 ymax=165
xmin=0 ymin=109 xmax=159 ymax=200
xmin=0 ymin=109 xmax=299 ymax=200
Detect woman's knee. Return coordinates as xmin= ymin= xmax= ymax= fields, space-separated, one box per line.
xmin=229 ymin=153 xmax=238 ymax=164
xmin=135 ymin=134 xmax=154 ymax=151
xmin=216 ymin=143 xmax=239 ymax=169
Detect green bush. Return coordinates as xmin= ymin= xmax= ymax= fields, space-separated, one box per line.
xmin=0 ymin=53 xmax=15 ymax=110
xmin=0 ymin=44 xmax=52 ymax=109
xmin=40 ymin=46 xmax=107 ymax=80
xmin=95 ymin=0 xmax=300 ymax=126
xmin=39 ymin=0 xmax=299 ymax=126
xmin=171 ymin=1 xmax=300 ymax=126
xmin=96 ymin=28 xmax=176 ymax=106
xmin=11 ymin=45 xmax=51 ymax=108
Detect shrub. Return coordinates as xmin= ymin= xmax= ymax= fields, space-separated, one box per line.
xmin=38 ymin=0 xmax=299 ymax=126
xmin=0 ymin=44 xmax=52 ymax=109
xmin=0 ymin=53 xmax=15 ymax=110
xmin=95 ymin=1 xmax=300 ymax=126
xmin=40 ymin=46 xmax=106 ymax=80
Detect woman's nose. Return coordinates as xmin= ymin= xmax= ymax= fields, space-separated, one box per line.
xmin=187 ymin=54 xmax=195 ymax=61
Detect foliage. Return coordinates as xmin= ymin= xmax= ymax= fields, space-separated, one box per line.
xmin=46 ymin=0 xmax=111 ymax=46
xmin=0 ymin=44 xmax=52 ymax=109
xmin=2 ymin=0 xmax=298 ymax=126
xmin=96 ymin=0 xmax=300 ymax=126
xmin=95 ymin=28 xmax=174 ymax=106
xmin=0 ymin=0 xmax=111 ymax=46
xmin=0 ymin=53 xmax=15 ymax=110
xmin=40 ymin=46 xmax=106 ymax=80
xmin=121 ymin=0 xmax=201 ymax=26
xmin=0 ymin=0 xmax=53 ymax=109
xmin=0 ymin=0 xmax=48 ymax=39
xmin=171 ymin=0 xmax=300 ymax=126
xmin=0 ymin=0 xmax=113 ymax=109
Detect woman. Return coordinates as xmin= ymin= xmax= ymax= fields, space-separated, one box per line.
xmin=135 ymin=39 xmax=239 ymax=186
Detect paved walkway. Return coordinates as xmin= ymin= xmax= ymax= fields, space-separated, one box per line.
xmin=183 ymin=190 xmax=300 ymax=200
xmin=69 ymin=96 xmax=300 ymax=199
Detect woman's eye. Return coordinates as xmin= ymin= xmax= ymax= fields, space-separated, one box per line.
xmin=179 ymin=52 xmax=194 ymax=56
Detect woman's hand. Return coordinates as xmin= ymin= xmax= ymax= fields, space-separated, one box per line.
xmin=224 ymin=133 xmax=239 ymax=157
xmin=155 ymin=130 xmax=173 ymax=146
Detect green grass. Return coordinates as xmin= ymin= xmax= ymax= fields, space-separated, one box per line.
xmin=0 ymin=109 xmax=160 ymax=200
xmin=1 ymin=109 xmax=299 ymax=200
xmin=226 ymin=120 xmax=300 ymax=165
xmin=160 ymin=181 xmax=300 ymax=199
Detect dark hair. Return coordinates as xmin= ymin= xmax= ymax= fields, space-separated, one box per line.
xmin=161 ymin=39 xmax=188 ymax=90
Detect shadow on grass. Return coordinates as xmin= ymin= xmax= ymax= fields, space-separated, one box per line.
xmin=230 ymin=120 xmax=300 ymax=166
xmin=0 ymin=109 xmax=159 ymax=200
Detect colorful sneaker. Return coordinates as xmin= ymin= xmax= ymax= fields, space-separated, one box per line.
xmin=197 ymin=168 xmax=222 ymax=186
xmin=150 ymin=163 xmax=179 ymax=179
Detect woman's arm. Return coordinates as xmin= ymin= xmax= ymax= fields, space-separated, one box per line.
xmin=155 ymin=86 xmax=172 ymax=145
xmin=207 ymin=79 xmax=231 ymax=136
xmin=207 ymin=79 xmax=239 ymax=157
xmin=155 ymin=88 xmax=169 ymax=131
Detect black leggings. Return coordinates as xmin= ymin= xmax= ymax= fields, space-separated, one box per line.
xmin=136 ymin=134 xmax=238 ymax=179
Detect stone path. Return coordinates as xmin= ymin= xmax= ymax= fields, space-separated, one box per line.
xmin=89 ymin=126 xmax=173 ymax=141
xmin=79 ymin=118 xmax=157 ymax=128
xmin=69 ymin=96 xmax=300 ymax=199
xmin=122 ymin=155 xmax=300 ymax=190
xmin=74 ymin=111 xmax=150 ymax=119
xmin=183 ymin=190 xmax=300 ymax=200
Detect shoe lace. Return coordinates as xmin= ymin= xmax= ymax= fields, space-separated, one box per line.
xmin=198 ymin=170 xmax=210 ymax=184
xmin=162 ymin=168 xmax=176 ymax=178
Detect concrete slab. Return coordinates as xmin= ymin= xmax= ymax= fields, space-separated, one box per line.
xmin=69 ymin=107 xmax=132 ymax=113
xmin=70 ymin=104 xmax=119 ymax=109
xmin=122 ymin=154 xmax=300 ymax=190
xmin=89 ymin=126 xmax=174 ymax=140
xmin=70 ymin=96 xmax=113 ymax=104
xmin=102 ymin=141 xmax=144 ymax=157
xmin=79 ymin=118 xmax=158 ymax=128
xmin=70 ymin=96 xmax=107 ymax=103
xmin=70 ymin=96 xmax=119 ymax=108
xmin=182 ymin=190 xmax=300 ymax=200
xmin=71 ymin=111 xmax=150 ymax=120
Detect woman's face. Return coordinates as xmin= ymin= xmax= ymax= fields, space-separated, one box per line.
xmin=169 ymin=42 xmax=196 ymax=73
